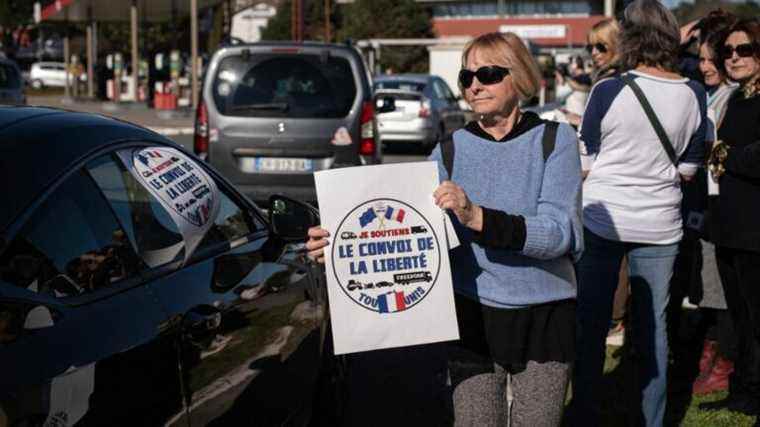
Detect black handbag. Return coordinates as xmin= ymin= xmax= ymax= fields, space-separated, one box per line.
xmin=620 ymin=74 xmax=708 ymax=238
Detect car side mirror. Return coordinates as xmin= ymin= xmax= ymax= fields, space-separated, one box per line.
xmin=375 ymin=96 xmax=396 ymax=114
xmin=268 ymin=195 xmax=320 ymax=242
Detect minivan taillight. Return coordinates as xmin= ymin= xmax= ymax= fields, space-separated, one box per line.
xmin=359 ymin=101 xmax=375 ymax=156
xmin=194 ymin=100 xmax=209 ymax=159
xmin=419 ymin=98 xmax=431 ymax=118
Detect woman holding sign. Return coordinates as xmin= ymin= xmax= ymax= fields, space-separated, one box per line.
xmin=307 ymin=32 xmax=582 ymax=426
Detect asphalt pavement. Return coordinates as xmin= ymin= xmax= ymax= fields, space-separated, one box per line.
xmin=26 ymin=95 xmax=426 ymax=164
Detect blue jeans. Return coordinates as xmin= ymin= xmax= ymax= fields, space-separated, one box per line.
xmin=572 ymin=228 xmax=678 ymax=427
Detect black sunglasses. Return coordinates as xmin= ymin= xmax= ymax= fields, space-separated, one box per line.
xmin=585 ymin=43 xmax=608 ymax=54
xmin=721 ymin=43 xmax=758 ymax=59
xmin=458 ymin=66 xmax=510 ymax=89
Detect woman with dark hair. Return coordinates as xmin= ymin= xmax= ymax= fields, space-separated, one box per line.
xmin=699 ymin=18 xmax=760 ymax=419
xmin=571 ymin=0 xmax=706 ymax=425
xmin=690 ymin=11 xmax=739 ymax=397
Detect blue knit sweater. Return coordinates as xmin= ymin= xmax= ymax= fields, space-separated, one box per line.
xmin=429 ymin=121 xmax=584 ymax=308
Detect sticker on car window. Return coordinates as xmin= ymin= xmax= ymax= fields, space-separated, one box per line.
xmin=118 ymin=147 xmax=221 ymax=262
xmin=331 ymin=126 xmax=352 ymax=146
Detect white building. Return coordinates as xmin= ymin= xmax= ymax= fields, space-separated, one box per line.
xmin=231 ymin=2 xmax=277 ymax=43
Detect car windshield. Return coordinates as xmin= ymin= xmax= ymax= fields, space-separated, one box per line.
xmin=212 ymin=53 xmax=357 ymax=118
xmin=0 ymin=64 xmax=21 ymax=89
xmin=374 ymin=80 xmax=426 ymax=92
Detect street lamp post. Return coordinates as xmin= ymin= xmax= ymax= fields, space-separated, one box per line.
xmin=131 ymin=0 xmax=139 ymax=102
xmin=191 ymin=0 xmax=199 ymax=108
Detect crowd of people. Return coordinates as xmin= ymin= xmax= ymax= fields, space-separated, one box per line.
xmin=306 ymin=0 xmax=759 ymax=425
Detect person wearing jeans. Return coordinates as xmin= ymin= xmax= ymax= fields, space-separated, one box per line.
xmin=570 ymin=1 xmax=707 ymax=426
xmin=575 ymin=229 xmax=679 ymax=425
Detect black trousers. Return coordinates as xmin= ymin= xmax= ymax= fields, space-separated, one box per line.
xmin=716 ymin=246 xmax=760 ymax=399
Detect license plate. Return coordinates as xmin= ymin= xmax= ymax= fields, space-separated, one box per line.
xmin=242 ymin=157 xmax=313 ymax=173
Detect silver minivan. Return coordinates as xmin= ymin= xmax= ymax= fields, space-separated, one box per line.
xmin=195 ymin=42 xmax=383 ymax=204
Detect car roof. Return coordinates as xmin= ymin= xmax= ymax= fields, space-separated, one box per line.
xmin=0 ymin=106 xmax=175 ymax=233
xmin=220 ymin=41 xmax=358 ymax=51
xmin=374 ymin=74 xmax=432 ymax=84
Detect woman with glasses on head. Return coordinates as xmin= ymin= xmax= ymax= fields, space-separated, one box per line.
xmin=571 ymin=1 xmax=707 ymax=425
xmin=699 ymin=18 xmax=760 ymax=419
xmin=307 ymin=32 xmax=583 ymax=426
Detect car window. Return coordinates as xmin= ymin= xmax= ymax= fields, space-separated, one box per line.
xmin=87 ymin=154 xmax=186 ymax=268
xmin=374 ymin=80 xmax=426 ymax=93
xmin=87 ymin=152 xmax=262 ymax=266
xmin=0 ymin=64 xmax=21 ymax=89
xmin=0 ymin=169 xmax=143 ymax=297
xmin=195 ymin=187 xmax=259 ymax=251
xmin=213 ymin=53 xmax=357 ymax=118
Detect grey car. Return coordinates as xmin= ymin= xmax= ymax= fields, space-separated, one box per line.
xmin=195 ymin=42 xmax=383 ymax=204
xmin=374 ymin=74 xmax=465 ymax=152
xmin=0 ymin=58 xmax=25 ymax=105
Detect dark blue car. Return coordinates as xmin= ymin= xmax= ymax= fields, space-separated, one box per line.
xmin=0 ymin=107 xmax=338 ymax=426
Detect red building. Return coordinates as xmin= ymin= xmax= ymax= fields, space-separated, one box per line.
xmin=427 ymin=0 xmax=613 ymax=48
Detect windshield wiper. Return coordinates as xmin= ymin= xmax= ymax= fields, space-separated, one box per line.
xmin=232 ymin=102 xmax=289 ymax=112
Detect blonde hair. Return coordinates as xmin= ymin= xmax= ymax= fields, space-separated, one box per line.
xmin=460 ymin=32 xmax=541 ymax=101
xmin=588 ymin=18 xmax=621 ymax=63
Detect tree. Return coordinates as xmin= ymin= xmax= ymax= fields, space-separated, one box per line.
xmin=672 ymin=0 xmax=760 ymax=24
xmin=338 ymin=0 xmax=432 ymax=73
xmin=0 ymin=0 xmax=33 ymax=28
xmin=260 ymin=0 xmax=292 ymax=40
xmin=261 ymin=0 xmax=340 ymax=42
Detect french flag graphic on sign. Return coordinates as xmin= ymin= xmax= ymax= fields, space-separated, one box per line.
xmin=384 ymin=206 xmax=405 ymax=223
xmin=377 ymin=291 xmax=407 ymax=313
xmin=136 ymin=150 xmax=163 ymax=167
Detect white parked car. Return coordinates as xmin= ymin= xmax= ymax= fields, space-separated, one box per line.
xmin=29 ymin=62 xmax=85 ymax=89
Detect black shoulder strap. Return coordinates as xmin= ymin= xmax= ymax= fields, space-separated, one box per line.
xmin=440 ymin=135 xmax=455 ymax=179
xmin=542 ymin=121 xmax=559 ymax=162
xmin=442 ymin=121 xmax=557 ymax=177
xmin=620 ymin=74 xmax=678 ymax=167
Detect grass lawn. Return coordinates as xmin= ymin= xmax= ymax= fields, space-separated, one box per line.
xmin=588 ymin=315 xmax=757 ymax=427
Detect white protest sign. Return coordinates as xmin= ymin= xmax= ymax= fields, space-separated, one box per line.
xmin=119 ymin=147 xmax=220 ymax=262
xmin=315 ymin=161 xmax=459 ymax=355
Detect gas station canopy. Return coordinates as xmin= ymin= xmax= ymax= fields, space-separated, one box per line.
xmin=38 ymin=0 xmax=221 ymax=22
xmin=36 ymin=0 xmax=226 ymax=107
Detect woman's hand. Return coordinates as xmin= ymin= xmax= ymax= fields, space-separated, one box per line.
xmin=305 ymin=226 xmax=330 ymax=264
xmin=433 ymin=181 xmax=483 ymax=231
xmin=680 ymin=20 xmax=700 ymax=45
xmin=564 ymin=111 xmax=582 ymax=127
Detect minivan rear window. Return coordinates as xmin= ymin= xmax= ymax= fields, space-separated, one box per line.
xmin=0 ymin=64 xmax=21 ymax=89
xmin=212 ymin=53 xmax=357 ymax=118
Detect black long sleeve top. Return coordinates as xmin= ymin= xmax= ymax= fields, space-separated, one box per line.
xmin=711 ymin=90 xmax=760 ymax=252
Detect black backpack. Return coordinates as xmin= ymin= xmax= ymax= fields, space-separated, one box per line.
xmin=439 ymin=121 xmax=560 ymax=179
